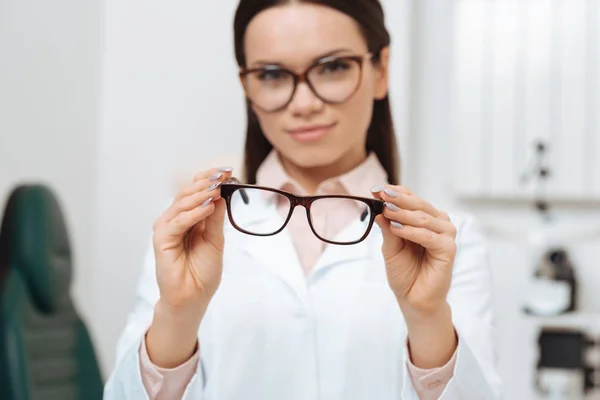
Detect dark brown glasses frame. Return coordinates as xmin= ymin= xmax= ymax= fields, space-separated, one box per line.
xmin=220 ymin=179 xmax=384 ymax=245
xmin=239 ymin=53 xmax=375 ymax=113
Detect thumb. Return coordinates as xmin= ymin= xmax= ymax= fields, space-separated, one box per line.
xmin=375 ymin=215 xmax=404 ymax=260
xmin=204 ymin=197 xmax=227 ymax=248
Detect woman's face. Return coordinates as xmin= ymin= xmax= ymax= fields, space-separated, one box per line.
xmin=243 ymin=3 xmax=389 ymax=172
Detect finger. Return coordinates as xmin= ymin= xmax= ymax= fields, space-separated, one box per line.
xmin=156 ymin=168 xmax=233 ymax=236
xmin=379 ymin=185 xmax=440 ymax=217
xmin=156 ymin=197 xmax=216 ymax=240
xmin=204 ymin=197 xmax=227 ymax=250
xmin=374 ymin=214 xmax=405 ymax=259
xmin=162 ymin=182 xmax=221 ymax=223
xmin=370 ymin=186 xmax=384 ymax=201
xmin=175 ymin=176 xmax=225 ymax=203
xmin=382 ymin=203 xmax=455 ymax=235
xmin=176 ymin=168 xmax=233 ymax=201
xmin=370 ymin=184 xmax=411 ymax=199
xmin=172 ymin=166 xmax=233 ymax=200
xmin=388 ymin=222 xmax=456 ymax=256
xmin=439 ymin=210 xmax=452 ymax=221
xmin=193 ymin=166 xmax=233 ymax=183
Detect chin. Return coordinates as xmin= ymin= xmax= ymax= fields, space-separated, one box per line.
xmin=283 ymin=147 xmax=344 ymax=169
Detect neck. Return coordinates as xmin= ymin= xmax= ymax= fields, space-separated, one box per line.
xmin=279 ymin=147 xmax=368 ymax=194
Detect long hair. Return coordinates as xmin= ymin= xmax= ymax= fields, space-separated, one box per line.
xmin=233 ymin=0 xmax=399 ymax=185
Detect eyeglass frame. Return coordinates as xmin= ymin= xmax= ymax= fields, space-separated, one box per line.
xmin=220 ymin=178 xmax=384 ymax=245
xmin=238 ymin=52 xmax=376 ymax=113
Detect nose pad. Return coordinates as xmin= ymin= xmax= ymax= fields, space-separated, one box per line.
xmin=360 ymin=207 xmax=369 ymax=222
xmin=240 ymin=189 xmax=250 ymax=205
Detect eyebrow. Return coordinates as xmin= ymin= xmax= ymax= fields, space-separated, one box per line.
xmin=248 ymin=48 xmax=355 ymax=68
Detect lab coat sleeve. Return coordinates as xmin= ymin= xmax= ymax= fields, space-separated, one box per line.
xmin=400 ymin=213 xmax=502 ymax=400
xmin=103 ymin=237 xmax=206 ymax=400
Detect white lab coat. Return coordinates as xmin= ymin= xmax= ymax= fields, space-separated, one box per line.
xmin=104 ymin=197 xmax=502 ymax=400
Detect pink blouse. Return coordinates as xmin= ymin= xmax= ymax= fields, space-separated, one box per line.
xmin=139 ymin=151 xmax=457 ymax=399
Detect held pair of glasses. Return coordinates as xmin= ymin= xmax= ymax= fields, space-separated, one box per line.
xmin=220 ymin=178 xmax=384 ymax=245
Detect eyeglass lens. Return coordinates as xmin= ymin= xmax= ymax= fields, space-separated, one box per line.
xmin=308 ymin=197 xmax=372 ymax=243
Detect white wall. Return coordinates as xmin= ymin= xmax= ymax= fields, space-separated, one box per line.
xmin=0 ymin=0 xmax=103 ymax=327
xmin=411 ymin=1 xmax=600 ymax=398
xmin=451 ymin=0 xmax=600 ymax=201
xmin=94 ymin=0 xmax=245 ymax=375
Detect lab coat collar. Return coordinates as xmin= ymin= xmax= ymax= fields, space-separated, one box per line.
xmin=255 ymin=150 xmax=388 ymax=200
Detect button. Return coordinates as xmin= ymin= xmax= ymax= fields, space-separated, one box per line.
xmin=426 ymin=380 xmax=443 ymax=389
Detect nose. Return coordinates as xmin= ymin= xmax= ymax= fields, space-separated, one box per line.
xmin=288 ymin=81 xmax=324 ymax=116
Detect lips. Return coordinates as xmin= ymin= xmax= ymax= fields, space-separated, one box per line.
xmin=287 ymin=122 xmax=337 ymax=143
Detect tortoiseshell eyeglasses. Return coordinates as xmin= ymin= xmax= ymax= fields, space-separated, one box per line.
xmin=220 ymin=178 xmax=384 ymax=245
xmin=239 ymin=53 xmax=375 ymax=113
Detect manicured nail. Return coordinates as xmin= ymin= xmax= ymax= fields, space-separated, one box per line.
xmin=201 ymin=197 xmax=213 ymax=208
xmin=371 ymin=185 xmax=384 ymax=193
xmin=390 ymin=221 xmax=404 ymax=229
xmin=384 ymin=202 xmax=398 ymax=211
xmin=209 ymin=172 xmax=222 ymax=182
xmin=206 ymin=181 xmax=221 ymax=191
xmin=218 ymin=167 xmax=233 ymax=172
xmin=383 ymin=188 xmax=397 ymax=198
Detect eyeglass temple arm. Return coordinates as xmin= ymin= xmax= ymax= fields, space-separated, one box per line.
xmin=223 ymin=177 xmax=250 ymax=205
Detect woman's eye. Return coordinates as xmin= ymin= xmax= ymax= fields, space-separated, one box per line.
xmin=257 ymin=69 xmax=284 ymax=81
xmin=319 ymin=60 xmax=351 ymax=74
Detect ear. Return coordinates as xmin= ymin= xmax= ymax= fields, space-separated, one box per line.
xmin=373 ymin=46 xmax=390 ymax=100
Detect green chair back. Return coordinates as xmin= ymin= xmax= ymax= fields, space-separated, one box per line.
xmin=0 ymin=185 xmax=103 ymax=400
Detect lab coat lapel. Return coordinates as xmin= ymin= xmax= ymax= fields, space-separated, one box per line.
xmin=241 ymin=229 xmax=308 ymax=305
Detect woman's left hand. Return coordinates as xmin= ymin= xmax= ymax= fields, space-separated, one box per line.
xmin=371 ymin=184 xmax=459 ymax=368
xmin=371 ymin=184 xmax=457 ymax=320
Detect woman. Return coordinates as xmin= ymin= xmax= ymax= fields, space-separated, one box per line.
xmin=104 ymin=1 xmax=501 ymax=399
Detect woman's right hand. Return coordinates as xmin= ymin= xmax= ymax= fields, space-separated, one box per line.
xmin=146 ymin=167 xmax=233 ymax=368
xmin=152 ymin=167 xmax=233 ymax=312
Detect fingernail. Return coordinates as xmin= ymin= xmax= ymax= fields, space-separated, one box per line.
xmin=390 ymin=221 xmax=404 ymax=229
xmin=218 ymin=167 xmax=233 ymax=172
xmin=206 ymin=181 xmax=222 ymax=191
xmin=383 ymin=188 xmax=397 ymax=198
xmin=371 ymin=185 xmax=384 ymax=193
xmin=209 ymin=172 xmax=222 ymax=182
xmin=201 ymin=197 xmax=213 ymax=208
xmin=384 ymin=202 xmax=398 ymax=211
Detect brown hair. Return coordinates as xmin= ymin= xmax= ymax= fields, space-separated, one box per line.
xmin=233 ymin=0 xmax=399 ymax=185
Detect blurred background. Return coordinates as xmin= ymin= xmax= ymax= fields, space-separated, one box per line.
xmin=1 ymin=0 xmax=599 ymax=398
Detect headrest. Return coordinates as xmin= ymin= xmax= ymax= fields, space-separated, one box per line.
xmin=1 ymin=185 xmax=72 ymax=313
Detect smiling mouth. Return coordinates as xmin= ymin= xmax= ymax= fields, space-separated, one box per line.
xmin=287 ymin=122 xmax=338 ymax=142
